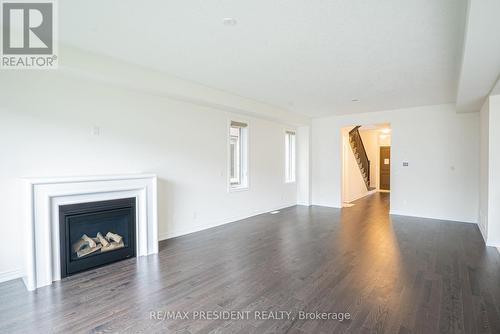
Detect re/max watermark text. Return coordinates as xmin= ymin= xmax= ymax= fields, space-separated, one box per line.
xmin=150 ymin=310 xmax=351 ymax=322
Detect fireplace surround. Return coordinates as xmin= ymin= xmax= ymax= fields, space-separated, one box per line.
xmin=23 ymin=174 xmax=158 ymax=291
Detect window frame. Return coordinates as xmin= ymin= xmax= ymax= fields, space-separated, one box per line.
xmin=229 ymin=126 xmax=241 ymax=185
xmin=285 ymin=130 xmax=296 ymax=183
xmin=228 ymin=119 xmax=249 ymax=192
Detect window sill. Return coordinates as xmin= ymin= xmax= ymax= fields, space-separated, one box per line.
xmin=228 ymin=185 xmax=249 ymax=193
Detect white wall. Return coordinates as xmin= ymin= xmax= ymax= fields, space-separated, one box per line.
xmin=479 ymin=99 xmax=490 ymax=240
xmin=312 ymin=104 xmax=480 ymax=223
xmin=478 ymin=93 xmax=500 ymax=247
xmin=297 ymin=126 xmax=312 ymax=205
xmin=0 ymin=70 xmax=299 ymax=281
xmin=486 ymin=95 xmax=500 ymax=246
xmin=379 ymin=135 xmax=392 ymax=147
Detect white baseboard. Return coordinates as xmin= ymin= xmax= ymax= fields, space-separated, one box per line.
xmin=310 ymin=203 xmax=341 ymax=209
xmin=485 ymin=240 xmax=500 ymax=248
xmin=158 ymin=203 xmax=296 ymax=241
xmin=389 ymin=210 xmax=477 ymax=224
xmin=344 ymin=190 xmax=376 ymax=204
xmin=0 ymin=269 xmax=22 ymax=284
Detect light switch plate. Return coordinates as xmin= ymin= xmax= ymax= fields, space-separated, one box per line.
xmin=91 ymin=126 xmax=101 ymax=136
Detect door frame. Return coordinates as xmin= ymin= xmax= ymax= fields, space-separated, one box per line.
xmin=340 ymin=123 xmax=392 ymax=206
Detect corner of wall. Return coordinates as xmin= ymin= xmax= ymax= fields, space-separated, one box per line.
xmin=297 ymin=125 xmax=312 ymax=206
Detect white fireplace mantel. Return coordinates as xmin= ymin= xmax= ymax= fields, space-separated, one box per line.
xmin=23 ymin=174 xmax=158 ymax=291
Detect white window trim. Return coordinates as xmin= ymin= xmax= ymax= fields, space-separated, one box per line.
xmin=228 ymin=118 xmax=250 ymax=192
xmin=285 ymin=129 xmax=297 ymax=184
xmin=229 ymin=130 xmax=241 ymax=185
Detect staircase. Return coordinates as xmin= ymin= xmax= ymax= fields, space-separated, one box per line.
xmin=349 ymin=126 xmax=371 ymax=190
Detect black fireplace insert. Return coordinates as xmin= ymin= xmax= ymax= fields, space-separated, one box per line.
xmin=59 ymin=197 xmax=136 ymax=278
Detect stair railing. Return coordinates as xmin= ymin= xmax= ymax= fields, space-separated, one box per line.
xmin=349 ymin=126 xmax=371 ymax=190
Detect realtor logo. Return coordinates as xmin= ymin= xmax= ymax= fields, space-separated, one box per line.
xmin=1 ymin=0 xmax=57 ymax=69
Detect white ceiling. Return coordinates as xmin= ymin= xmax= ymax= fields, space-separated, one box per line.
xmin=456 ymin=0 xmax=500 ymax=113
xmin=59 ymin=0 xmax=467 ymax=118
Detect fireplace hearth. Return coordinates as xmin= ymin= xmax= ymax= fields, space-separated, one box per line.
xmin=59 ymin=198 xmax=136 ymax=278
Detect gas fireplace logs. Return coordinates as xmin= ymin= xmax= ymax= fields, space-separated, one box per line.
xmin=77 ymin=244 xmax=102 ymax=258
xmin=101 ymin=239 xmax=124 ymax=253
xmin=96 ymin=232 xmax=109 ymax=247
xmin=72 ymin=234 xmax=96 ymax=253
xmin=105 ymin=232 xmax=123 ymax=244
xmin=72 ymin=232 xmax=125 ymax=258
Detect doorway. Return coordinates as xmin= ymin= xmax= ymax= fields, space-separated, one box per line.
xmin=341 ymin=123 xmax=391 ymax=206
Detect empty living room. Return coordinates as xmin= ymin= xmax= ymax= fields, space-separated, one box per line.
xmin=1 ymin=1 xmax=500 ymax=333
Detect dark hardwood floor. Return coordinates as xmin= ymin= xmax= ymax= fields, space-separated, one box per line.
xmin=1 ymin=193 xmax=499 ymax=333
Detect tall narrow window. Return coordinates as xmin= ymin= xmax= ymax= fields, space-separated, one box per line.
xmin=229 ymin=121 xmax=248 ymax=190
xmin=285 ymin=131 xmax=296 ymax=183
